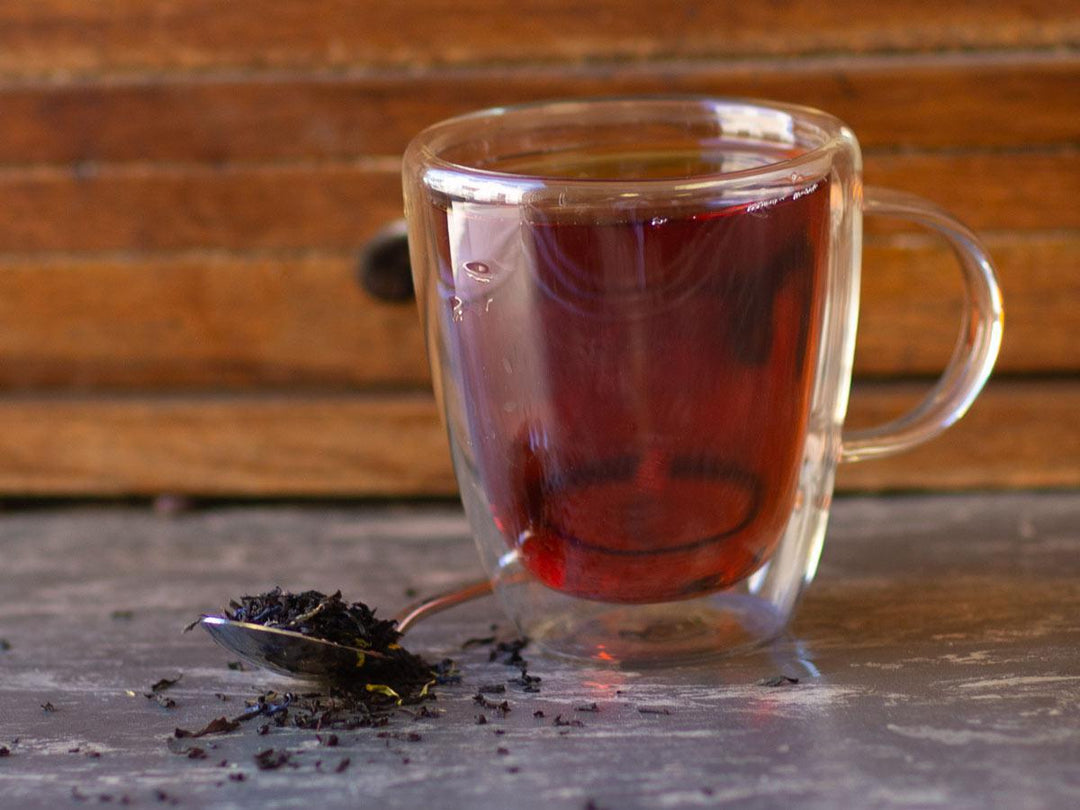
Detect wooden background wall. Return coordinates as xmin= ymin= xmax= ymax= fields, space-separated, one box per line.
xmin=0 ymin=1 xmax=1076 ymax=497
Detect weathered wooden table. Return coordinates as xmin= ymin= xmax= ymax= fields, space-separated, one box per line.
xmin=2 ymin=493 xmax=1078 ymax=809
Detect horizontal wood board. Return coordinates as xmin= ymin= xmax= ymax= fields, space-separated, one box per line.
xmin=0 ymin=152 xmax=1074 ymax=254
xmin=0 ymin=55 xmax=1075 ymax=163
xmin=0 ymin=1 xmax=1075 ymax=77
xmin=0 ymin=381 xmax=1073 ymax=496
xmin=0 ymin=232 xmax=1072 ymax=389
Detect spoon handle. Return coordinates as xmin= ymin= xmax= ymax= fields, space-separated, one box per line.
xmin=394 ymin=578 xmax=494 ymax=634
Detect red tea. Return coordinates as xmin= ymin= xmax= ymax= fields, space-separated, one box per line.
xmin=427 ymin=153 xmax=830 ymax=603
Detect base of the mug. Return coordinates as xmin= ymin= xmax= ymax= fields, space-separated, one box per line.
xmin=493 ymin=573 xmax=789 ymax=668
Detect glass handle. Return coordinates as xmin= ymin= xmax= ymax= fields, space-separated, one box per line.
xmin=840 ymin=187 xmax=1004 ymax=462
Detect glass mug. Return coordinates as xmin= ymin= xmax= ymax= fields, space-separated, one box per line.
xmin=403 ymin=98 xmax=1002 ymax=664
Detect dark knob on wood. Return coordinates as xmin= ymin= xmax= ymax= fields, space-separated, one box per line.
xmin=357 ymin=220 xmax=414 ymax=302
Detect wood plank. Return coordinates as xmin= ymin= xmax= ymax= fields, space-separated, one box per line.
xmin=0 ymin=232 xmax=1072 ymax=390
xmin=0 ymin=1 xmax=1075 ymax=77
xmin=0 ymin=381 xmax=1072 ymax=496
xmin=0 ymin=55 xmax=1075 ymax=164
xmin=0 ymin=151 xmax=1073 ymax=253
xmin=0 ymin=252 xmax=430 ymax=389
xmin=836 ymin=380 xmax=1080 ymax=491
xmin=856 ymin=232 xmax=1080 ymax=376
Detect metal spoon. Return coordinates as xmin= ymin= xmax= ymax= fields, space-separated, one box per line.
xmin=198 ymin=579 xmax=493 ymax=681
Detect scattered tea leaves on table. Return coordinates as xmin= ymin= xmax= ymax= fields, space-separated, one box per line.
xmin=0 ymin=745 xmax=10 ymax=757
xmin=575 ymin=702 xmax=600 ymax=713
xmin=174 ymin=717 xmax=241 ymax=738
xmin=757 ymin=675 xmax=800 ymax=687
xmin=150 ymin=675 xmax=182 ymax=693
xmin=110 ymin=610 xmax=135 ymax=621
xmin=253 ymin=748 xmax=294 ymax=771
xmin=638 ymin=707 xmax=673 ymax=715
xmin=40 ymin=701 xmax=57 ymax=712
xmin=473 ymin=693 xmax=511 ymax=714
xmin=148 ymin=693 xmax=177 ymax=709
xmin=0 ymin=639 xmax=11 ymax=650
xmin=489 ymin=638 xmax=529 ymax=666
xmin=508 ymin=671 xmax=542 ymax=692
xmin=553 ymin=714 xmax=585 ymax=727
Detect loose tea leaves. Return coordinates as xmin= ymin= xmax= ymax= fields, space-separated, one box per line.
xmin=210 ymin=587 xmax=434 ymax=697
xmin=225 ymin=588 xmax=398 ymax=651
xmin=150 ymin=675 xmax=182 ymax=693
xmin=174 ymin=717 xmax=241 ymax=739
xmin=253 ymin=748 xmax=294 ymax=771
xmin=757 ymin=675 xmax=799 ymax=687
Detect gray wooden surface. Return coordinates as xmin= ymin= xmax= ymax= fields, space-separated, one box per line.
xmin=1 ymin=493 xmax=1078 ymax=809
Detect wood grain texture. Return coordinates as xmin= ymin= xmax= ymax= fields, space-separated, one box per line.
xmin=0 ymin=233 xmax=1072 ymax=390
xmin=0 ymin=1 xmax=1075 ymax=77
xmin=0 ymin=381 xmax=1072 ymax=496
xmin=0 ymin=252 xmax=429 ymax=389
xmin=0 ymin=151 xmax=1073 ymax=253
xmin=0 ymin=55 xmax=1075 ymax=163
xmin=857 ymin=232 xmax=1079 ymax=376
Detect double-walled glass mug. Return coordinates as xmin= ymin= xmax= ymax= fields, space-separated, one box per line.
xmin=403 ymin=98 xmax=1002 ymax=665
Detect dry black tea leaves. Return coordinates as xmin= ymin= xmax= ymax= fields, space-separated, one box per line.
xmin=174 ymin=717 xmax=241 ymax=738
xmin=149 ymin=675 xmax=182 ymax=693
xmin=489 ymin=638 xmax=529 ymax=667
xmin=226 ymin=588 xmax=398 ymax=650
xmin=508 ymin=671 xmax=541 ymax=693
xmin=552 ymin=714 xmax=584 ymax=728
xmin=0 ymin=639 xmax=11 ymax=651
xmin=253 ymin=748 xmax=295 ymax=771
xmin=40 ymin=701 xmax=57 ymax=712
xmin=757 ymin=675 xmax=800 ymax=687
xmin=0 ymin=745 xmax=10 ymax=757
xmin=637 ymin=707 xmax=673 ymax=715
xmin=473 ymin=693 xmax=511 ymax=714
xmin=575 ymin=702 xmax=600 ymax=713
xmin=218 ymin=587 xmax=434 ymax=697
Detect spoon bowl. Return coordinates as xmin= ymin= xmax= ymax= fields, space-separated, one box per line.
xmin=198 ymin=578 xmax=493 ymax=681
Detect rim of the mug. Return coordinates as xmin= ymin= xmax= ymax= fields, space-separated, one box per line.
xmin=406 ymin=95 xmax=849 ymax=195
